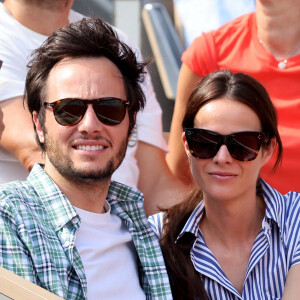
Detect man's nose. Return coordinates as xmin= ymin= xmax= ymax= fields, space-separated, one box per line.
xmin=77 ymin=104 xmax=104 ymax=133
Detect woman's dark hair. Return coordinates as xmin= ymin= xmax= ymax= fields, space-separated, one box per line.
xmin=25 ymin=17 xmax=147 ymax=150
xmin=160 ymin=70 xmax=282 ymax=299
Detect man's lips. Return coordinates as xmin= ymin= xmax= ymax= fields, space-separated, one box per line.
xmin=74 ymin=145 xmax=105 ymax=151
xmin=72 ymin=140 xmax=110 ymax=152
xmin=72 ymin=137 xmax=112 ymax=151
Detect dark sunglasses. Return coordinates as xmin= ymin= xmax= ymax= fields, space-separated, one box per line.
xmin=185 ymin=128 xmax=268 ymax=161
xmin=44 ymin=97 xmax=129 ymax=126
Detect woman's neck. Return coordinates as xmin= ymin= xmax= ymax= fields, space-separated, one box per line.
xmin=256 ymin=0 xmax=300 ymax=60
xmin=200 ymin=194 xmax=265 ymax=248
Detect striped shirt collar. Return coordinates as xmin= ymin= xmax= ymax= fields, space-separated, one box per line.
xmin=176 ymin=179 xmax=284 ymax=243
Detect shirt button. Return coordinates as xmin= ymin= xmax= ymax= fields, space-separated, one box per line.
xmin=64 ymin=241 xmax=70 ymax=248
xmin=264 ymin=223 xmax=270 ymax=230
xmin=73 ymin=217 xmax=79 ymax=224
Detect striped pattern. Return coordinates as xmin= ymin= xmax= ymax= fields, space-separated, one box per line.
xmin=0 ymin=163 xmax=172 ymax=300
xmin=149 ymin=179 xmax=300 ymax=299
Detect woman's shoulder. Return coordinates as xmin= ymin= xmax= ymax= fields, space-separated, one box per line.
xmin=263 ymin=180 xmax=300 ymax=239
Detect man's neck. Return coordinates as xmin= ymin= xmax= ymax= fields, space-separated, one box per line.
xmin=44 ymin=164 xmax=111 ymax=214
xmin=256 ymin=0 xmax=300 ymax=59
xmin=3 ymin=0 xmax=72 ymax=36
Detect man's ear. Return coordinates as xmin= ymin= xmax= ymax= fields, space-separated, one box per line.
xmin=33 ymin=111 xmax=45 ymax=144
xmin=261 ymin=137 xmax=277 ymax=166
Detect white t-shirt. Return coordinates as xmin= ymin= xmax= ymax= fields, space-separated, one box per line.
xmin=75 ymin=203 xmax=146 ymax=300
xmin=0 ymin=3 xmax=168 ymax=186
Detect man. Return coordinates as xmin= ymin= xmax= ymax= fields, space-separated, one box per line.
xmin=0 ymin=18 xmax=172 ymax=299
xmin=0 ymin=0 xmax=186 ymax=215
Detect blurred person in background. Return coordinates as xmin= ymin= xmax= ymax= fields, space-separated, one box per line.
xmin=0 ymin=0 xmax=186 ymax=215
xmin=168 ymin=0 xmax=300 ymax=194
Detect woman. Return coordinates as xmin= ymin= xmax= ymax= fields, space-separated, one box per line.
xmin=149 ymin=71 xmax=300 ymax=299
xmin=167 ymin=0 xmax=300 ymax=194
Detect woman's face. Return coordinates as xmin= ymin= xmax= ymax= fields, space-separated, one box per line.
xmin=183 ymin=98 xmax=274 ymax=203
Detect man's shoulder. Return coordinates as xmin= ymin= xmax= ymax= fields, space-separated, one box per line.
xmin=0 ymin=179 xmax=35 ymax=195
xmin=0 ymin=180 xmax=38 ymax=207
xmin=69 ymin=9 xmax=85 ymax=23
xmin=0 ymin=165 xmax=49 ymax=208
xmin=0 ymin=180 xmax=42 ymax=226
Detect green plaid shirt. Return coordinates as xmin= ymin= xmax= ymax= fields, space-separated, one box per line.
xmin=0 ymin=164 xmax=172 ymax=299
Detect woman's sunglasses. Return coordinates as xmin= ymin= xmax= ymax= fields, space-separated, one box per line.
xmin=44 ymin=97 xmax=129 ymax=126
xmin=185 ymin=128 xmax=268 ymax=161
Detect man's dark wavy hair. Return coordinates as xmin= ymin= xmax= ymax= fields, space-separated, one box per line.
xmin=25 ymin=17 xmax=147 ymax=150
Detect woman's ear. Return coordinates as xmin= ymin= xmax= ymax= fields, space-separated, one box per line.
xmin=33 ymin=111 xmax=45 ymax=144
xmin=182 ymin=131 xmax=191 ymax=158
xmin=261 ymin=137 xmax=276 ymax=166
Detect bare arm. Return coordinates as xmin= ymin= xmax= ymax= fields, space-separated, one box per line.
xmin=0 ymin=96 xmax=43 ymax=170
xmin=166 ymin=63 xmax=202 ymax=186
xmin=136 ymin=141 xmax=189 ymax=216
xmin=281 ymin=264 xmax=300 ymax=300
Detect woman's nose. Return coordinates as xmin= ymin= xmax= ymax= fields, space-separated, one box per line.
xmin=212 ymin=144 xmax=233 ymax=164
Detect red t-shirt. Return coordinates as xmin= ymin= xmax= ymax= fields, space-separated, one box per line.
xmin=182 ymin=13 xmax=300 ymax=193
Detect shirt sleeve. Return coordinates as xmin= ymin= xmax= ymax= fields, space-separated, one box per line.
xmin=0 ymin=196 xmax=39 ymax=284
xmin=181 ymin=31 xmax=218 ymax=77
xmin=288 ymin=193 xmax=300 ymax=267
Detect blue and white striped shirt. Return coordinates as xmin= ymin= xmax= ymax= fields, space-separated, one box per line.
xmin=149 ymin=180 xmax=300 ymax=299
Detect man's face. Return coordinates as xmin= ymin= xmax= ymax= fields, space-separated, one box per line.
xmin=34 ymin=57 xmax=130 ymax=185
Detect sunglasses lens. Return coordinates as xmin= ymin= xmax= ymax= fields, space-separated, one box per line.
xmin=185 ymin=129 xmax=264 ymax=161
xmin=51 ymin=98 xmax=127 ymax=126
xmin=228 ymin=132 xmax=262 ymax=161
xmin=94 ymin=98 xmax=126 ymax=125
xmin=186 ymin=129 xmax=220 ymax=158
xmin=54 ymin=99 xmax=85 ymax=126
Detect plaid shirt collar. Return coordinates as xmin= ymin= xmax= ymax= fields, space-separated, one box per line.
xmin=28 ymin=164 xmax=79 ymax=232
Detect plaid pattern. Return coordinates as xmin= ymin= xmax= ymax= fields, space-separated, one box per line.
xmin=0 ymin=164 xmax=172 ymax=300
